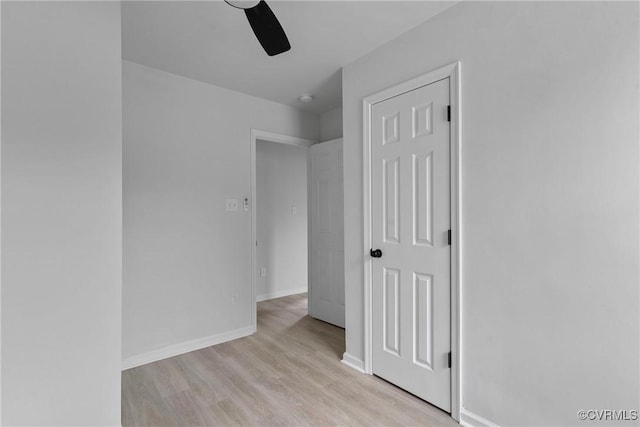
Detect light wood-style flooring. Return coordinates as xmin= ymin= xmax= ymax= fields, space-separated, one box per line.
xmin=122 ymin=293 xmax=457 ymax=426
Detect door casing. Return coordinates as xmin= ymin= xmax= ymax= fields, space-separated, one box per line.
xmin=362 ymin=62 xmax=462 ymax=421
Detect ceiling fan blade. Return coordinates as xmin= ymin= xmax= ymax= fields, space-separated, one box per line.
xmin=244 ymin=1 xmax=291 ymax=56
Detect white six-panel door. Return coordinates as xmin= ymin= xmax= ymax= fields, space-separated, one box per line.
xmin=371 ymin=79 xmax=451 ymax=411
xmin=309 ymin=139 xmax=345 ymax=328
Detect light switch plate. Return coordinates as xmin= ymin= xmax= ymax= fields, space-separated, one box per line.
xmin=226 ymin=199 xmax=238 ymax=211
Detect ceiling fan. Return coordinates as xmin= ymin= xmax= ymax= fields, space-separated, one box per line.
xmin=224 ymin=0 xmax=291 ymax=56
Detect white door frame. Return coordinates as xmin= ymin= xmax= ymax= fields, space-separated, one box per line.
xmin=362 ymin=62 xmax=462 ymax=421
xmin=250 ymin=129 xmax=317 ymax=332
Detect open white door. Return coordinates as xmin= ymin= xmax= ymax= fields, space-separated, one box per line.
xmin=370 ymin=78 xmax=451 ymax=411
xmin=309 ymin=138 xmax=345 ymax=328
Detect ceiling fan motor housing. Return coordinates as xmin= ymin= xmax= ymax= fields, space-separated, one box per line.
xmin=225 ymin=1 xmax=261 ymax=10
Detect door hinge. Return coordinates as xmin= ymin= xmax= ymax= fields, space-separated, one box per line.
xmin=447 ymin=105 xmax=451 ymax=122
xmin=448 ymin=352 xmax=452 ymax=368
xmin=447 ymin=229 xmax=451 ymax=245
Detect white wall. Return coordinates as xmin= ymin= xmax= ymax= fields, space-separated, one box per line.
xmin=342 ymin=2 xmax=639 ymax=426
xmin=320 ymin=106 xmax=343 ymax=141
xmin=256 ymin=140 xmax=308 ymax=301
xmin=123 ymin=61 xmax=319 ymax=364
xmin=1 ymin=2 xmax=122 ymax=425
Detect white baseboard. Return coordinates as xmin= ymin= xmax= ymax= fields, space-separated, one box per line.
xmin=257 ymin=287 xmax=307 ymax=302
xmin=121 ymin=325 xmax=254 ymax=371
xmin=460 ymin=408 xmax=500 ymax=427
xmin=341 ymin=352 xmax=366 ymax=373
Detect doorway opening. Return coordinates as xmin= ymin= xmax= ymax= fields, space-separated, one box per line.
xmin=250 ymin=129 xmax=346 ymax=337
xmin=256 ymin=140 xmax=309 ymax=301
xmin=250 ymin=130 xmax=316 ymax=331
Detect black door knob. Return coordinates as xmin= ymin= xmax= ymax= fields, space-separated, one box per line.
xmin=370 ymin=249 xmax=382 ymax=258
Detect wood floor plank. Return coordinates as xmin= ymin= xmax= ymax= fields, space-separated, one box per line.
xmin=122 ymin=293 xmax=457 ymax=426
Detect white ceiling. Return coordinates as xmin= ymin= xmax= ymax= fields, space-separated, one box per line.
xmin=122 ymin=1 xmax=457 ymax=114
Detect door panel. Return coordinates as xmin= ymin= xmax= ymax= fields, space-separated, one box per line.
xmin=371 ymin=78 xmax=451 ymax=411
xmin=413 ymin=152 xmax=433 ymax=247
xmin=413 ymin=272 xmax=433 ymax=369
xmin=309 ymin=139 xmax=345 ymax=328
xmin=383 ymin=267 xmax=401 ymax=357
xmin=383 ymin=157 xmax=401 ymax=244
